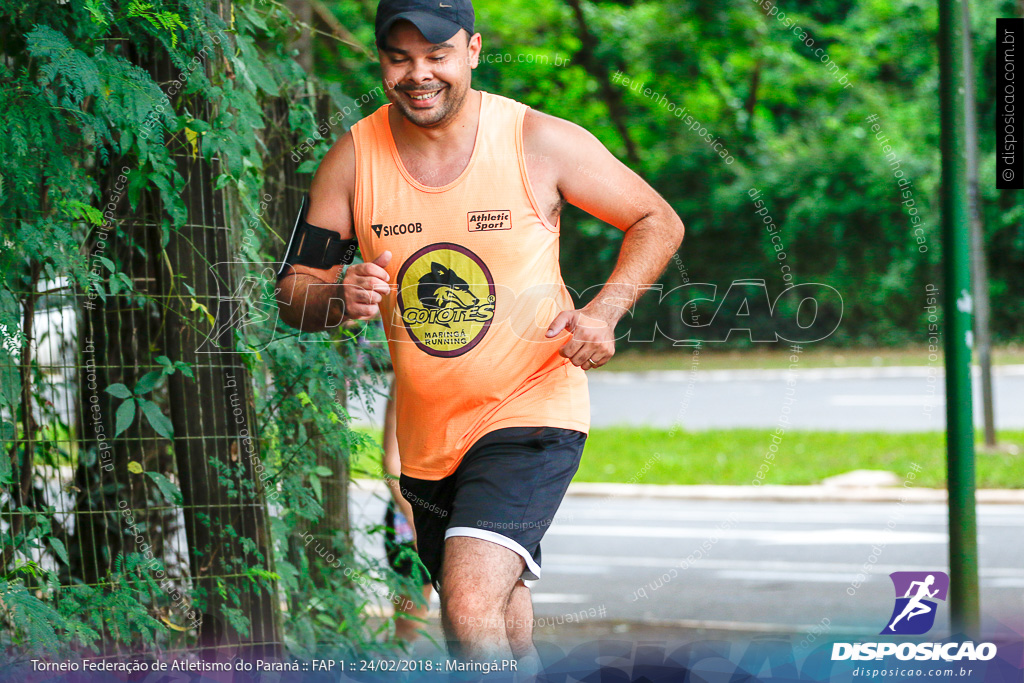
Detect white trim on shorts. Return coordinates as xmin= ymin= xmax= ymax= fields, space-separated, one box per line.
xmin=444 ymin=526 xmax=542 ymax=581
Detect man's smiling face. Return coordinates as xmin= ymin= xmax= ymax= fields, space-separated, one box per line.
xmin=380 ymin=21 xmax=480 ymax=128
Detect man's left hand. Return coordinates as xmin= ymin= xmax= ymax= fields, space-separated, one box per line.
xmin=546 ymin=307 xmax=617 ymax=370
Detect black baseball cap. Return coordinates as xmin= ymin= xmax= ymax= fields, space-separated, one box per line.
xmin=375 ymin=0 xmax=475 ymax=49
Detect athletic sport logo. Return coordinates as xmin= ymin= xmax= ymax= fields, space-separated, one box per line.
xmin=467 ymin=210 xmax=511 ymax=231
xmin=880 ymin=571 xmax=949 ymax=635
xmin=396 ymin=243 xmax=495 ymax=357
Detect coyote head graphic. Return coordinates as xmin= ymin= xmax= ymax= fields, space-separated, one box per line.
xmin=417 ymin=262 xmax=478 ymax=311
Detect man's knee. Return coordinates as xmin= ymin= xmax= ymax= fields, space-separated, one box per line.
xmin=504 ymin=580 xmax=530 ymax=613
xmin=442 ymin=586 xmax=503 ymax=634
xmin=504 ymin=584 xmax=533 ymax=635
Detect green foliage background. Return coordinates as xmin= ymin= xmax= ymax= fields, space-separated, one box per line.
xmin=326 ymin=0 xmax=1022 ymax=347
xmin=0 ymin=0 xmax=418 ymax=661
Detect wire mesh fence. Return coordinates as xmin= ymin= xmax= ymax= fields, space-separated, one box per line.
xmin=0 ymin=0 xmax=423 ymax=669
xmin=2 ymin=65 xmax=282 ymax=666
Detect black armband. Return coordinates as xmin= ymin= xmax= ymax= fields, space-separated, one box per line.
xmin=276 ymin=194 xmax=358 ymax=280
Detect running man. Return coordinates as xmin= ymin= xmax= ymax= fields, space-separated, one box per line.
xmin=275 ymin=0 xmax=685 ymax=669
xmin=889 ymin=574 xmax=939 ymax=631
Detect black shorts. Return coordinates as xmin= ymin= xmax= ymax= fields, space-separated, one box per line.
xmin=398 ymin=426 xmax=586 ymax=594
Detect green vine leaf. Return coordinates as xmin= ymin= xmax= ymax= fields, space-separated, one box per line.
xmin=126 ymin=1 xmax=188 ymax=47
xmin=114 ymin=399 xmax=136 ymax=436
xmin=134 ymin=370 xmax=163 ymax=396
xmin=139 ymin=399 xmax=173 ymax=439
xmin=104 ymin=383 xmax=132 ymax=399
xmin=47 ymin=538 xmax=69 ymax=566
xmin=84 ymin=0 xmax=108 ymax=25
xmin=144 ymin=471 xmax=183 ymax=505
xmin=190 ymin=298 xmax=215 ymax=328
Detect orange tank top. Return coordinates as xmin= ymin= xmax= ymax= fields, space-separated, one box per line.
xmin=349 ymin=90 xmax=589 ymax=480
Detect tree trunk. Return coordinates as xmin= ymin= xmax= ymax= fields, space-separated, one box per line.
xmin=149 ymin=1 xmax=283 ymax=659
xmin=564 ymin=0 xmax=640 ymax=166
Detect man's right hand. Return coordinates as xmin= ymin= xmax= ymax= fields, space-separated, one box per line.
xmin=342 ymin=250 xmax=393 ymax=320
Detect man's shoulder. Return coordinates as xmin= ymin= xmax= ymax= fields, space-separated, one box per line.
xmin=479 ymin=89 xmax=524 ymax=109
xmin=522 ymin=106 xmax=598 ymax=165
xmin=309 ymin=129 xmax=357 ymax=208
xmin=320 ymin=100 xmax=391 ymax=172
xmin=321 ymin=129 xmax=356 ymax=176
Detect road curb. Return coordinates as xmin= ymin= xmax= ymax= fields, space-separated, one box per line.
xmin=353 ymin=479 xmax=1024 ymax=504
xmin=590 ymin=363 xmax=1024 ymax=383
xmin=564 ymin=482 xmax=1024 ymax=504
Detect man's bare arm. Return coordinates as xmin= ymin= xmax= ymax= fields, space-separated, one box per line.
xmin=276 ymin=132 xmax=391 ymax=330
xmin=275 ymin=132 xmax=355 ymax=331
xmin=525 ymin=110 xmax=685 ymax=367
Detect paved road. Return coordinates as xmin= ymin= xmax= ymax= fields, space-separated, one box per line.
xmin=350 ymin=366 xmax=1024 ymax=432
xmin=588 ymin=365 xmax=1024 ymax=431
xmin=351 ymin=488 xmax=1024 ymax=640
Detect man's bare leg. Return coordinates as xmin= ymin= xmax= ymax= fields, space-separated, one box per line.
xmin=505 ymin=580 xmax=541 ymax=675
xmin=440 ymin=536 xmax=524 ymax=660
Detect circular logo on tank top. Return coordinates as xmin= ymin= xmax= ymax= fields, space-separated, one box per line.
xmin=396 ymin=243 xmax=496 ymax=357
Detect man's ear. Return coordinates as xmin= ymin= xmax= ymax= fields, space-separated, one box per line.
xmin=468 ymin=32 xmax=482 ymax=69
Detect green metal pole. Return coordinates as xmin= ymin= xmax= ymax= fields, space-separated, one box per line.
xmin=938 ymin=0 xmax=980 ymax=638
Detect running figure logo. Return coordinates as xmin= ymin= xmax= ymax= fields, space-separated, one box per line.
xmin=880 ymin=571 xmax=950 ymax=635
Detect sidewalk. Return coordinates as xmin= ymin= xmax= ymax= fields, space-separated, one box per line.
xmin=589 ymin=363 xmax=1024 ymax=383
xmin=353 ymin=478 xmax=1024 ymax=504
xmin=379 ymin=614 xmax=879 ymax=659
